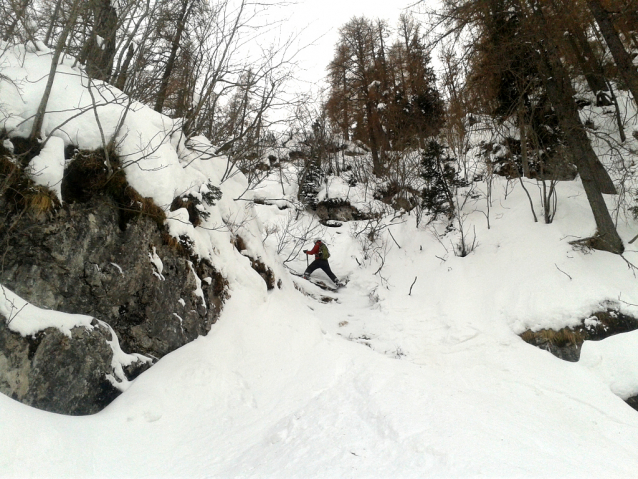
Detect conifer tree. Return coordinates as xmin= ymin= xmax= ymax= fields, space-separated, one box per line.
xmin=586 ymin=0 xmax=638 ymax=108
xmin=435 ymin=0 xmax=624 ymax=253
xmin=420 ymin=140 xmax=468 ymax=219
xmin=326 ymin=15 xmax=443 ymax=176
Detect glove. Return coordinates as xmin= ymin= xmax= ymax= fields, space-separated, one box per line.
xmin=303 ymin=250 xmax=308 ymax=253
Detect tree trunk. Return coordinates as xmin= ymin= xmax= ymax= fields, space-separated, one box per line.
xmin=548 ymin=0 xmax=610 ymax=105
xmin=587 ymin=0 xmax=638 ymax=108
xmin=606 ymin=78 xmax=626 ymax=143
xmin=566 ymin=31 xmax=610 ymax=104
xmin=85 ymin=0 xmax=118 ymax=81
xmin=539 ymin=38 xmax=624 ymax=254
xmin=29 ymin=0 xmax=81 ymax=142
xmin=154 ymin=0 xmax=192 ymax=113
xmin=114 ymin=43 xmax=134 ymax=90
xmin=518 ymin=106 xmax=530 ymax=178
xmin=44 ymin=0 xmax=64 ymax=45
xmin=365 ymin=99 xmax=383 ymax=176
xmin=342 ymin=72 xmax=349 ymax=140
xmin=110 ymin=2 xmax=149 ymax=87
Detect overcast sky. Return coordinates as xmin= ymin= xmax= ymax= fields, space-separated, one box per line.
xmin=258 ymin=0 xmax=436 ymax=98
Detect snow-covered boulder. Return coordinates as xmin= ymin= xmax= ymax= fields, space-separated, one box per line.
xmin=0 ymin=285 xmax=151 ymax=415
xmin=0 ymin=318 xmax=116 ymax=415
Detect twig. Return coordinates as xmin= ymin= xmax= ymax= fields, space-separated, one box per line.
xmin=86 ymin=74 xmax=111 ymax=175
xmin=555 ymin=264 xmax=572 ymax=281
xmin=431 ymin=228 xmax=449 ymax=253
xmin=470 ymin=225 xmax=477 ymax=252
xmin=620 ymin=254 xmax=638 ymax=278
xmin=388 ymin=228 xmax=401 ymax=249
xmin=617 ymin=293 xmax=638 ymax=308
xmin=518 ymin=177 xmax=538 ymax=223
xmin=409 ymin=276 xmax=417 ymax=296
xmin=373 ymin=255 xmax=386 ymax=275
xmin=1 ymin=285 xmax=27 ymax=326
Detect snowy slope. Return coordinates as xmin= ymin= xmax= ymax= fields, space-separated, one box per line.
xmin=2 ymin=43 xmax=638 ymax=478
xmin=3 ymin=175 xmax=638 ymax=478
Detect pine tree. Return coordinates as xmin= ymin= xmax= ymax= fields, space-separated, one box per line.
xmin=325 ymin=15 xmax=443 ymax=176
xmin=420 ymin=140 xmax=467 ymax=220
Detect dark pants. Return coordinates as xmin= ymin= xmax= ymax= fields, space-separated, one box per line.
xmin=304 ymin=259 xmax=338 ymax=284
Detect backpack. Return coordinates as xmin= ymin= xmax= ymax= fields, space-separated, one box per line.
xmin=319 ymin=243 xmax=330 ymax=260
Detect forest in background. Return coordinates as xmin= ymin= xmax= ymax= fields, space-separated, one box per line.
xmin=1 ymin=0 xmax=637 ymax=256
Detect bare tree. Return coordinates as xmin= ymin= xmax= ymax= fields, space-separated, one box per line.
xmin=2 ymin=0 xmax=32 ymax=42
xmin=586 ymin=0 xmax=638 ymax=108
xmin=29 ymin=0 xmax=82 ymax=143
xmin=154 ymin=0 xmax=196 ymax=113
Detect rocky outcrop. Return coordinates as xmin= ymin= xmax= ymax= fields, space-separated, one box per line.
xmin=315 ymin=198 xmax=370 ymax=223
xmin=232 ymin=235 xmax=277 ymax=290
xmin=1 ymin=195 xmax=227 ymax=358
xmin=520 ymin=309 xmax=638 ymax=412
xmin=0 ymin=191 xmax=228 ymax=414
xmin=520 ymin=309 xmax=638 ymax=362
xmin=0 ymin=319 xmax=121 ymax=415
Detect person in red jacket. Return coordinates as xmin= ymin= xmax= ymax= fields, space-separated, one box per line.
xmin=303 ymin=239 xmax=341 ymax=286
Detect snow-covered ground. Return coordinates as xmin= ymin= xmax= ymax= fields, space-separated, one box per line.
xmin=3 ymin=175 xmax=638 ymax=478
xmin=2 ymin=43 xmax=638 ymax=478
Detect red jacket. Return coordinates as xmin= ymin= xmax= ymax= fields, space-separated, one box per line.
xmin=305 ymin=242 xmax=322 ymax=260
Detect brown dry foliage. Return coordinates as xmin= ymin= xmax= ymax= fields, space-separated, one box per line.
xmin=520 ymin=328 xmax=586 ymax=347
xmin=0 ymin=156 xmax=60 ymax=219
xmin=63 ymin=148 xmax=166 ymax=228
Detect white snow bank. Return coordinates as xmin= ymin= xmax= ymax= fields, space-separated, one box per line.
xmin=0 ymin=284 xmax=149 ymax=392
xmin=99 ymin=320 xmax=151 ymax=392
xmin=165 ymin=208 xmax=193 ymax=240
xmin=2 ymin=282 xmax=638 ymax=479
xmin=580 ymin=330 xmax=638 ymax=400
xmin=28 ymin=136 xmax=65 ymax=200
xmin=0 ymin=284 xmax=93 ymax=337
xmin=3 ymin=139 xmax=14 ymax=152
xmin=0 ymin=44 xmax=197 ymax=207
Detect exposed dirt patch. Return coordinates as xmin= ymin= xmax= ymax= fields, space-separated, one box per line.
xmin=520 ymin=309 xmax=638 ymax=362
xmin=61 ymin=148 xmax=166 ymax=231
xmin=0 ymin=155 xmax=60 ymax=222
xmin=521 ymin=309 xmax=638 ymax=411
xmin=9 ymin=136 xmax=42 ymax=167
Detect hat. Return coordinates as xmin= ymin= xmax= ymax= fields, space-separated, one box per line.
xmin=314 ymin=238 xmax=322 ymax=243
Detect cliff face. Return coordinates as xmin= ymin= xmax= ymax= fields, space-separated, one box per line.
xmin=0 ymin=43 xmax=259 ymax=417
xmin=0 ymin=319 xmax=122 ymax=415
xmin=0 ymin=193 xmax=228 ymax=415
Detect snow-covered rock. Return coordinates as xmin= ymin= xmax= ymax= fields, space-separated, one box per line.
xmin=0 ymin=285 xmax=149 ymax=415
